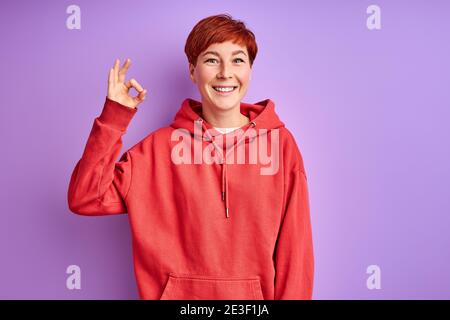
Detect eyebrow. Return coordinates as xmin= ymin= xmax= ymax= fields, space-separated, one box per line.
xmin=202 ymin=50 xmax=247 ymax=57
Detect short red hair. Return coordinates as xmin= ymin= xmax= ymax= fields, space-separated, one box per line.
xmin=184 ymin=14 xmax=258 ymax=68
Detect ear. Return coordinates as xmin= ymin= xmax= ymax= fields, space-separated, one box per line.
xmin=189 ymin=63 xmax=196 ymax=84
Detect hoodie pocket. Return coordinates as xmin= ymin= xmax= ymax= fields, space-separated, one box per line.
xmin=160 ymin=272 xmax=264 ymax=300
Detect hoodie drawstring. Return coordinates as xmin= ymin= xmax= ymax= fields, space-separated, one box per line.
xmin=222 ymin=163 xmax=229 ymax=218
xmin=196 ymin=118 xmax=256 ymax=219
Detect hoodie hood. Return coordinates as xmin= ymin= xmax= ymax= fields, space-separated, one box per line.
xmin=170 ymin=98 xmax=285 ymax=219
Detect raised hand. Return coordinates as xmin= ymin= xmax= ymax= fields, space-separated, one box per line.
xmin=107 ymin=58 xmax=147 ymax=109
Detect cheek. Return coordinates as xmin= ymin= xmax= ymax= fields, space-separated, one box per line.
xmin=239 ymin=72 xmax=251 ymax=86
xmin=195 ymin=68 xmax=215 ymax=85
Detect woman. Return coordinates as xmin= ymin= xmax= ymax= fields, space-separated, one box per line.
xmin=68 ymin=14 xmax=314 ymax=300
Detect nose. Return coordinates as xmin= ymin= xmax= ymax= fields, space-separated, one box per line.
xmin=217 ymin=62 xmax=232 ymax=79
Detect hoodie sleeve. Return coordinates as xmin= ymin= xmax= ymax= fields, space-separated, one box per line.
xmin=67 ymin=96 xmax=138 ymax=216
xmin=273 ymin=168 xmax=314 ymax=299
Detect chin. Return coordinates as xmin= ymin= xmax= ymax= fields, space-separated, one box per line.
xmin=204 ymin=90 xmax=241 ymax=110
xmin=211 ymin=97 xmax=241 ymax=111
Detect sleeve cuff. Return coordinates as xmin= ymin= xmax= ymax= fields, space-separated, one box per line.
xmin=98 ymin=96 xmax=138 ymax=131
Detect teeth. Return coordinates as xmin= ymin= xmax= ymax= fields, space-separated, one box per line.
xmin=213 ymin=86 xmax=236 ymax=92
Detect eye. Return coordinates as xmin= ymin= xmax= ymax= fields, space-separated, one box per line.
xmin=205 ymin=58 xmax=245 ymax=64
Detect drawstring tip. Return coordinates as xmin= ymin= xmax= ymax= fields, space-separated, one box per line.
xmin=225 ymin=207 xmax=229 ymax=218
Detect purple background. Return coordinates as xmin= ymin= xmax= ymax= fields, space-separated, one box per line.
xmin=1 ymin=0 xmax=449 ymax=299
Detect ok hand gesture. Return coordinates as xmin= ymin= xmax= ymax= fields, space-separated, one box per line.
xmin=107 ymin=58 xmax=147 ymax=109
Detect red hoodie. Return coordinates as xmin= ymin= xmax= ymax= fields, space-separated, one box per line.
xmin=67 ymin=96 xmax=314 ymax=300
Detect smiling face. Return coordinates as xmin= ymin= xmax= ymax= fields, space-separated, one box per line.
xmin=189 ymin=40 xmax=252 ymax=113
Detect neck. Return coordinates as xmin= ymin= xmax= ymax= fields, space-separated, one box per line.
xmin=201 ymin=100 xmax=250 ymax=128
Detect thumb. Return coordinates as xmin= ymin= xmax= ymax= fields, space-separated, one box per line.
xmin=134 ymin=89 xmax=147 ymax=103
